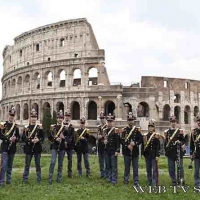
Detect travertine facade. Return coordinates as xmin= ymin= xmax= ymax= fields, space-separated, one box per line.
xmin=0 ymin=18 xmax=199 ymax=142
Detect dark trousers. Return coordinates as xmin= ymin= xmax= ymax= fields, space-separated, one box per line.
xmin=194 ymin=158 xmax=200 ymax=186
xmin=77 ymin=153 xmax=90 ymax=176
xmin=98 ymin=152 xmax=107 ymax=178
xmin=167 ymin=157 xmax=184 ymax=186
xmin=22 ymin=153 xmax=41 ymax=182
xmin=49 ymin=149 xmax=65 ymax=182
xmin=105 ymin=152 xmax=118 ymax=184
xmin=145 ymin=157 xmax=157 ymax=186
xmin=66 ymin=149 xmax=73 ymax=176
xmin=123 ymin=155 xmax=139 ymax=185
xmin=0 ymin=152 xmax=15 ymax=185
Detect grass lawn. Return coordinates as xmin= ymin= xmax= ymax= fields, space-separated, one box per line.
xmin=0 ymin=155 xmax=199 ymax=200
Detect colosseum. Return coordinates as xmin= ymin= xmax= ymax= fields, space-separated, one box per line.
xmin=0 ymin=18 xmax=199 ymax=152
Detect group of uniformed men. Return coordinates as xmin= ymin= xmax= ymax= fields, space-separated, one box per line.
xmin=0 ymin=107 xmax=200 ymax=188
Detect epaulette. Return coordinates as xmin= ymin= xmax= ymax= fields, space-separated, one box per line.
xmin=24 ymin=125 xmax=29 ymax=129
xmin=38 ymin=124 xmax=43 ymax=129
xmin=0 ymin=121 xmax=6 ymax=129
xmin=50 ymin=124 xmax=55 ymax=130
xmin=0 ymin=121 xmax=6 ymax=126
xmin=97 ymin=125 xmax=101 ymax=128
xmin=143 ymin=132 xmax=148 ymax=136
xmin=164 ymin=129 xmax=169 ymax=133
xmin=75 ymin=128 xmax=78 ymax=132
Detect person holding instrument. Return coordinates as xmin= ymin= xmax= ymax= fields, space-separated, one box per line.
xmin=48 ymin=110 xmax=66 ymax=184
xmin=74 ymin=117 xmax=90 ymax=178
xmin=164 ymin=115 xmax=185 ymax=186
xmin=0 ymin=107 xmax=20 ymax=187
xmin=104 ymin=113 xmax=120 ymax=186
xmin=96 ymin=111 xmax=107 ymax=179
xmin=63 ymin=109 xmax=75 ymax=178
xmin=22 ymin=109 xmax=44 ymax=184
xmin=121 ymin=112 xmax=143 ymax=186
xmin=142 ymin=119 xmax=160 ymax=186
xmin=190 ymin=114 xmax=200 ymax=187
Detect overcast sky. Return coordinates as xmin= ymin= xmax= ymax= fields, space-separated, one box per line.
xmin=1 ymin=0 xmax=200 ymax=99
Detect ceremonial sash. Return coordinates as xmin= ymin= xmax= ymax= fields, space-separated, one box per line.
xmin=5 ymin=122 xmax=16 ymax=137
xmin=144 ymin=132 xmax=156 ymax=150
xmin=166 ymin=128 xmax=179 ymax=148
xmin=75 ymin=128 xmax=87 ymax=145
xmin=125 ymin=126 xmax=136 ymax=142
xmin=28 ymin=124 xmax=38 ymax=138
xmin=107 ymin=127 xmax=115 ymax=136
xmin=195 ymin=133 xmax=200 ymax=143
xmin=55 ymin=124 xmax=64 ymax=138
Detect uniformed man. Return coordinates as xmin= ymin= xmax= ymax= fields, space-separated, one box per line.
xmin=164 ymin=115 xmax=185 ymax=186
xmin=22 ymin=109 xmax=44 ymax=184
xmin=104 ymin=113 xmax=120 ymax=186
xmin=142 ymin=119 xmax=160 ymax=186
xmin=121 ymin=112 xmax=143 ymax=186
xmin=190 ymin=114 xmax=200 ymax=187
xmin=97 ymin=111 xmax=107 ymax=179
xmin=48 ymin=110 xmax=66 ymax=184
xmin=63 ymin=109 xmax=75 ymax=178
xmin=0 ymin=107 xmax=20 ymax=186
xmin=74 ymin=117 xmax=90 ymax=177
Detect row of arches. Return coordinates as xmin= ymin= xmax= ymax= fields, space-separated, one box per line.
xmin=1 ymin=100 xmax=116 ymax=121
xmin=163 ymin=104 xmax=199 ymax=124
xmin=3 ymin=67 xmax=99 ymax=97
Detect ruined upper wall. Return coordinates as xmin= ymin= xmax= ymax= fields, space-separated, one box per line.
xmin=2 ymin=18 xmax=104 ymax=76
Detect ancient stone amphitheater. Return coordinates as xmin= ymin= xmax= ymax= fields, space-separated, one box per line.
xmin=0 ymin=18 xmax=199 ymax=151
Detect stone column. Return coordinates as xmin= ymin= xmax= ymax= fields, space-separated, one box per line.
xmin=39 ymin=99 xmax=42 ymax=122
xmin=180 ymin=106 xmax=185 ymax=125
xmin=20 ymin=100 xmax=23 ymax=122
xmin=116 ymin=95 xmax=122 ymax=120
xmin=98 ymin=96 xmax=102 ymax=114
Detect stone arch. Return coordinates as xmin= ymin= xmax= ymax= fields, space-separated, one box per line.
xmin=43 ymin=102 xmax=51 ymax=109
xmin=32 ymin=103 xmax=39 ymax=119
xmin=8 ymin=80 xmax=11 ymax=94
xmin=194 ymin=106 xmax=199 ymax=117
xmin=2 ymin=106 xmax=5 ymax=120
xmin=163 ymin=104 xmax=170 ymax=121
xmin=34 ymin=72 xmax=40 ymax=89
xmin=11 ymin=79 xmax=16 ymax=90
xmin=23 ymin=103 xmax=29 ymax=120
xmin=71 ymin=101 xmax=80 ymax=120
xmin=43 ymin=102 xmax=51 ymax=120
xmin=44 ymin=71 xmax=53 ymax=87
xmin=184 ymin=105 xmax=191 ymax=124
xmin=104 ymin=100 xmax=115 ymax=116
xmin=58 ymin=70 xmax=66 ymax=87
xmin=3 ymin=82 xmax=7 ymax=97
xmin=24 ymin=74 xmax=30 ymax=90
xmin=174 ymin=106 xmax=181 ymax=123
xmin=15 ymin=104 xmax=20 ymax=120
xmin=88 ymin=67 xmax=98 ymax=86
xmin=73 ymin=68 xmax=81 ymax=86
xmin=137 ymin=102 xmax=149 ymax=117
xmin=88 ymin=101 xmax=97 ymax=120
xmin=17 ymin=76 xmax=22 ymax=93
xmin=123 ymin=102 xmax=132 ymax=114
xmin=56 ymin=101 xmax=64 ymax=113
xmin=174 ymin=93 xmax=181 ymax=103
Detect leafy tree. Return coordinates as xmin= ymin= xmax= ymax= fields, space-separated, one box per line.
xmin=42 ymin=107 xmax=52 ymax=136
